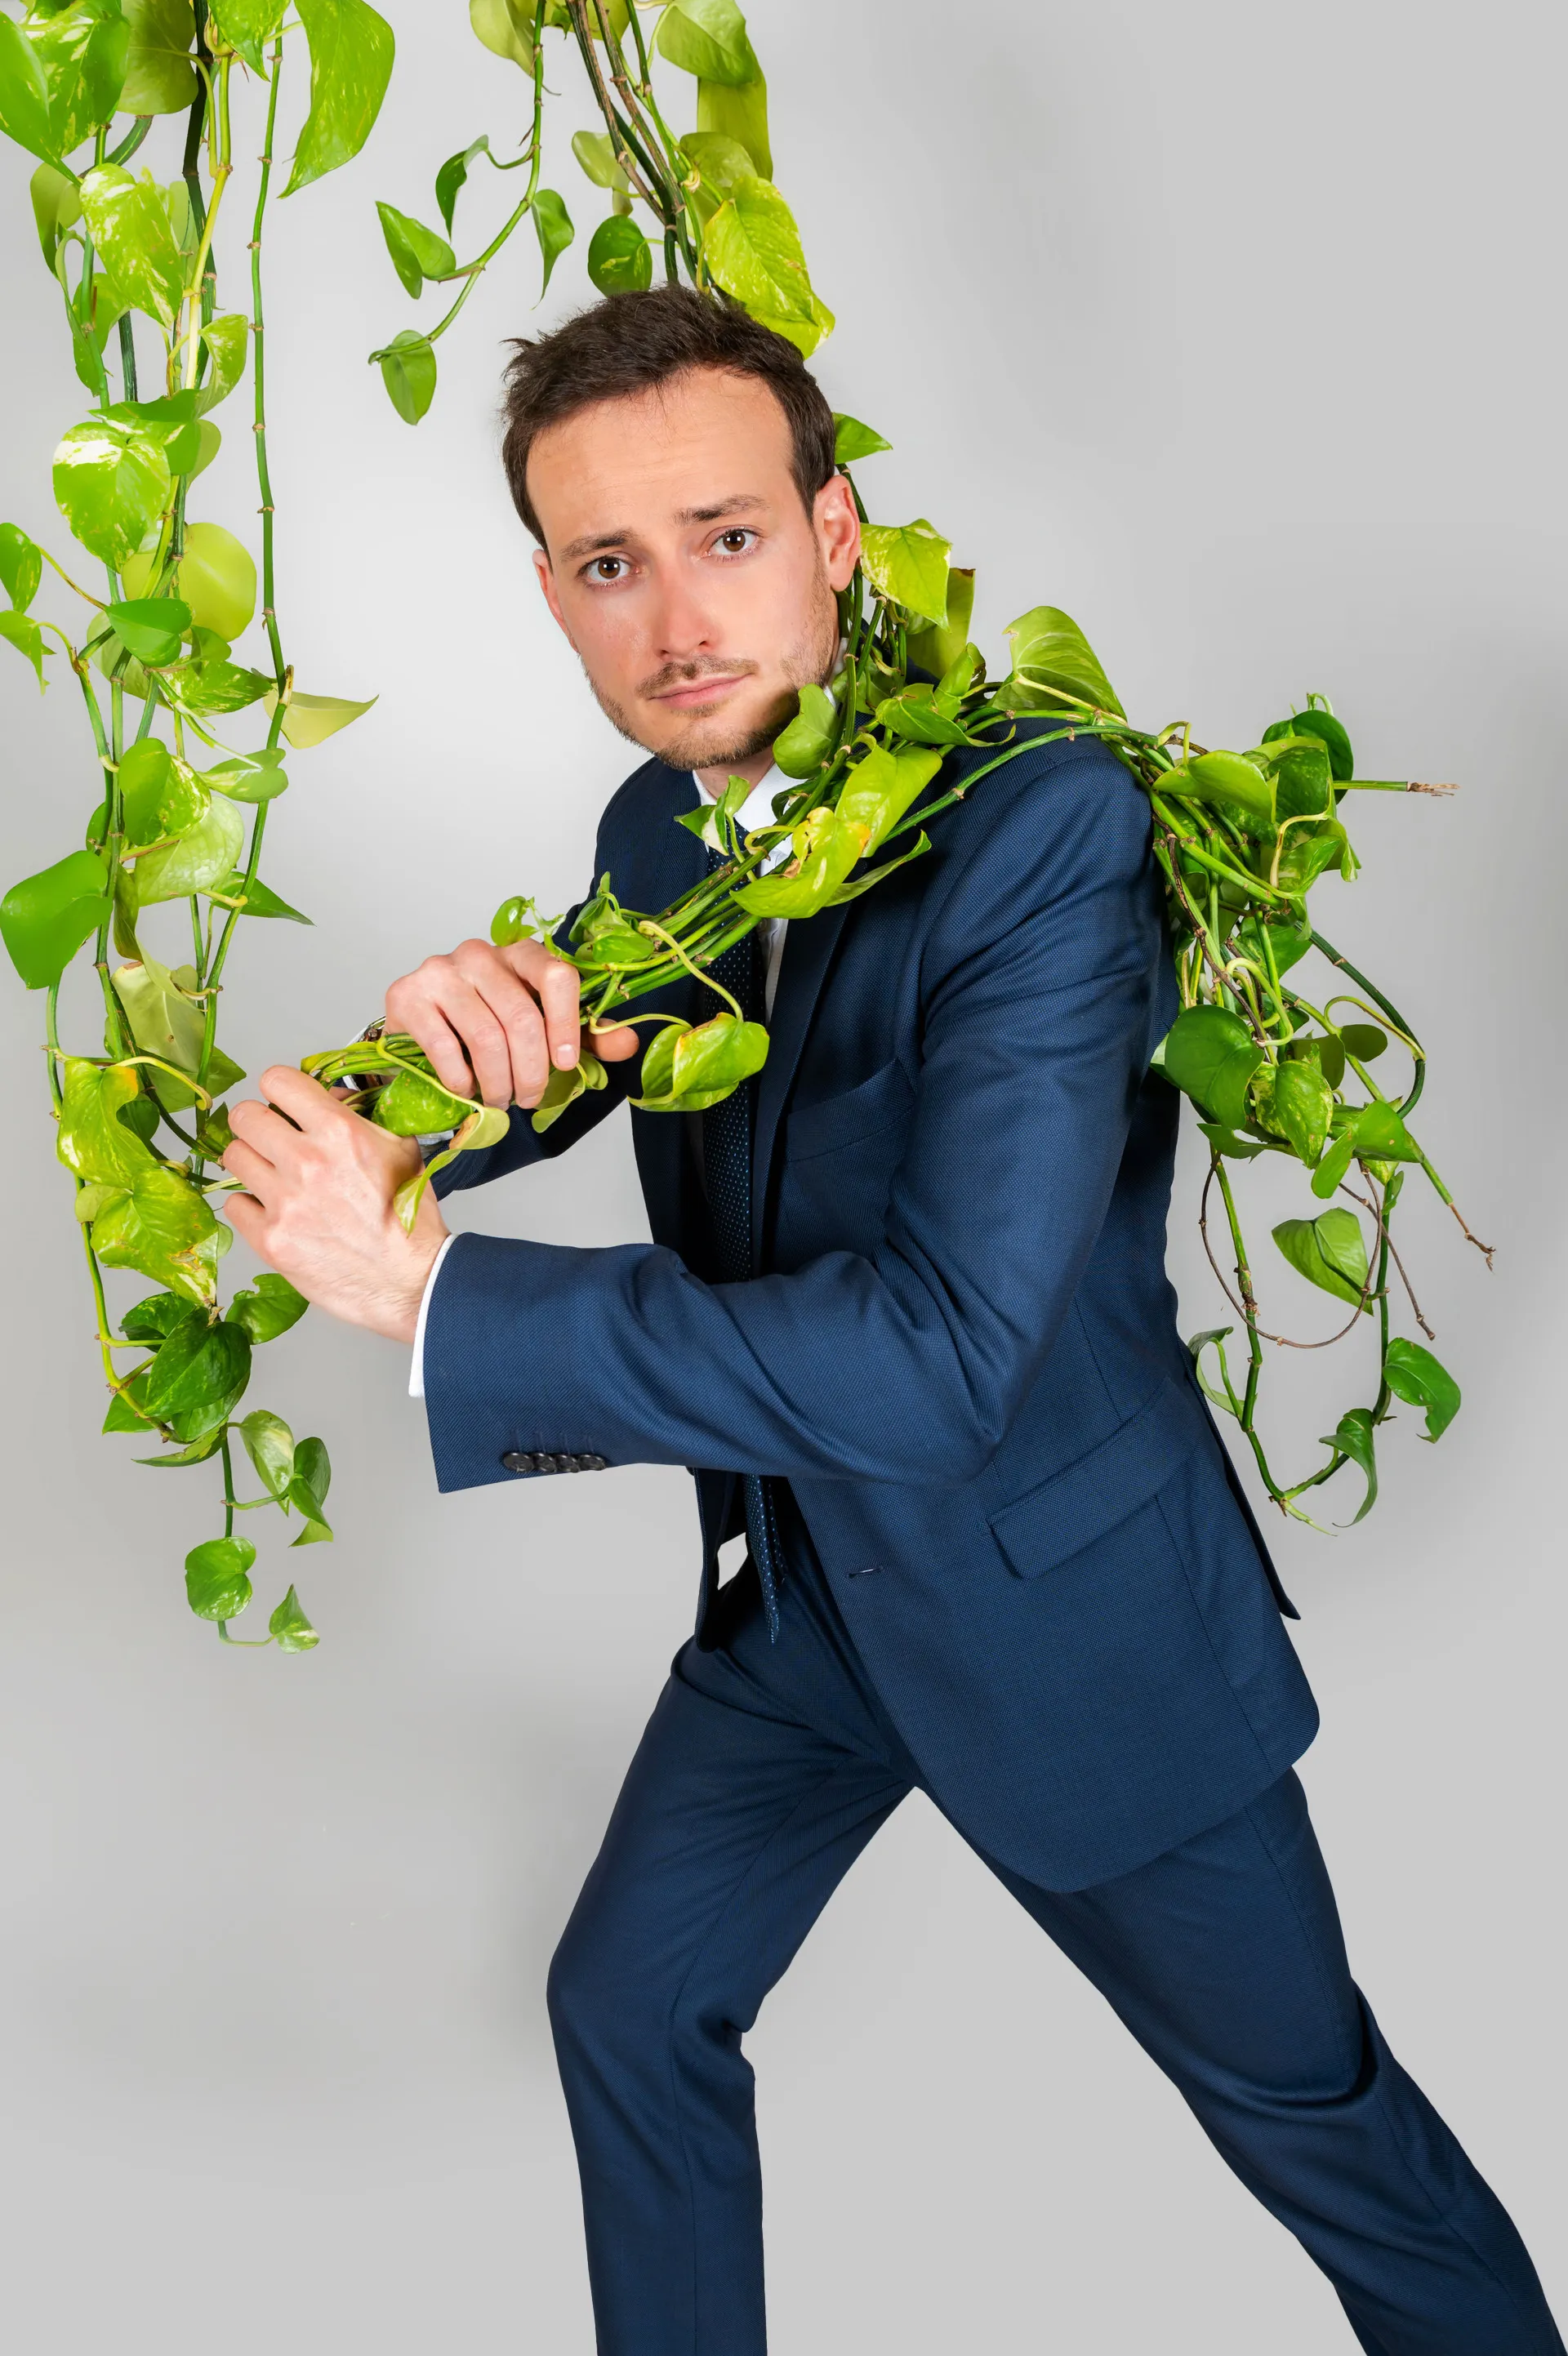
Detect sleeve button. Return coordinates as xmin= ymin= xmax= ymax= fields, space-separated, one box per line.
xmin=500 ymin=1451 xmax=532 ymax=1475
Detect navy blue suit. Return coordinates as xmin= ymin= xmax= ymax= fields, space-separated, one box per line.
xmin=424 ymin=730 xmax=1559 ymax=2351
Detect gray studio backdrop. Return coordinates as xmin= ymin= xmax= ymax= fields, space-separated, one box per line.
xmin=2 ymin=2 xmax=1563 ymax=2348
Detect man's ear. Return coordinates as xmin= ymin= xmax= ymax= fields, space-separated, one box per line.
xmin=815 ymin=470 xmax=861 ymax=595
xmin=533 ymin=546 xmax=574 ymax=644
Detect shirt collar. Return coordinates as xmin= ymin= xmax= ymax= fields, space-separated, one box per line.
xmin=690 ymin=761 xmax=790 ymax=880
xmin=691 ymin=761 xmax=781 ymax=836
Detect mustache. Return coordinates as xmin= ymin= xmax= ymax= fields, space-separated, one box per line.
xmin=639 ymin=656 xmax=760 ymax=699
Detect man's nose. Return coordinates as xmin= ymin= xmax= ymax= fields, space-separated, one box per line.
xmin=648 ymin=569 xmax=719 ymax=661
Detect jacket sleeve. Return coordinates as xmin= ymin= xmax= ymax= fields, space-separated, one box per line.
xmin=421 ymin=739 xmax=1170 ymax=1492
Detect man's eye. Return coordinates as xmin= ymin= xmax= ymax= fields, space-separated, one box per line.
xmin=588 ymin=556 xmax=630 ymax=582
xmin=713 ymin=528 xmax=757 ymax=556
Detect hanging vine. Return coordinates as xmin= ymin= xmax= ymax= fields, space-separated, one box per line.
xmin=0 ymin=0 xmax=394 ymax=1645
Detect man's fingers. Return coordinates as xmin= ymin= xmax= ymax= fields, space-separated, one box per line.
xmin=434 ymin=978 xmax=519 ymax=1109
xmin=383 ymin=940 xmax=592 ymax=1110
xmin=227 ymin=1095 xmax=295 ymax=1163
xmin=588 ymin=1021 xmax=640 ymax=1063
xmin=453 ymin=960 xmax=554 ymax=1106
xmin=453 ymin=939 xmax=568 ymax=1101
xmin=220 ymin=1188 xmax=266 ymax=1247
xmin=532 ymin=955 xmax=585 ymax=1071
xmin=395 ymin=1004 xmax=479 ymax=1101
xmin=256 ymin=1065 xmax=345 ymax=1133
xmin=220 ymin=1138 xmax=276 ymax=1202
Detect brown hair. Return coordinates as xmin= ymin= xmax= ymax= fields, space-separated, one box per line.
xmin=499 ymin=283 xmax=838 ymax=544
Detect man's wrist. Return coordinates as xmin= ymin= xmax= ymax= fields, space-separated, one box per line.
xmin=409 ymin=1231 xmax=459 ymax=1396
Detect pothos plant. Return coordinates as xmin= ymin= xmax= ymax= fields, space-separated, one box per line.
xmin=0 ymin=2 xmax=1486 ymax=1668
xmin=0 ymin=0 xmax=397 ymax=1646
xmin=309 ymin=0 xmax=1488 ymax=1538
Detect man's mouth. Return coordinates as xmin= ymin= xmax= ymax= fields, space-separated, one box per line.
xmin=648 ymin=672 xmax=750 ymax=711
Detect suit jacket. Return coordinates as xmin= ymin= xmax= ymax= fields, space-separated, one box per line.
xmin=421 ymin=727 xmax=1319 ymax=1890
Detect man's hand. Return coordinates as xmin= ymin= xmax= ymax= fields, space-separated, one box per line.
xmin=385 ymin=938 xmax=639 ymax=1110
xmin=221 ymin=1067 xmax=448 ymax=1344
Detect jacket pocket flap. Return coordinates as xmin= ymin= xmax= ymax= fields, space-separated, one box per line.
xmin=989 ymin=1377 xmax=1209 ymax=1579
xmin=785 ymin=1058 xmax=915 ymax=1162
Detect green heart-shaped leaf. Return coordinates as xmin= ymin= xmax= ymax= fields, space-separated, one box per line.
xmin=269 ymin=1582 xmax=320 ymax=1650
xmin=1272 ymin=1207 xmax=1369 ymax=1310
xmin=228 ymin=1274 xmax=309 ymax=1344
xmin=185 ymin=1534 xmax=256 ymax=1620
xmin=238 ymin=1406 xmax=295 ymax=1498
xmin=586 ymin=212 xmax=652 ymax=296
xmin=1320 ymin=1406 xmax=1378 ymax=1524
xmin=1000 ymin=605 xmax=1124 ymax=720
xmin=859 ymin=517 xmax=951 ymax=627
xmin=1382 ymin=1338 xmax=1460 ymax=1441
xmin=52 ymin=413 xmax=171 ymax=568
xmin=283 ymin=0 xmax=395 ymax=198
xmin=0 ymin=848 xmax=109 ymax=991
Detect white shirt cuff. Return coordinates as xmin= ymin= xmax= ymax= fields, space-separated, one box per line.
xmin=408 ymin=1230 xmax=459 ymax=1399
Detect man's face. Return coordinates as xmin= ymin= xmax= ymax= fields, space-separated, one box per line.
xmin=527 ymin=367 xmax=861 ymax=773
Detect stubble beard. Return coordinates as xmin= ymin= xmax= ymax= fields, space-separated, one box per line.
xmin=585 ymin=562 xmax=841 ymax=773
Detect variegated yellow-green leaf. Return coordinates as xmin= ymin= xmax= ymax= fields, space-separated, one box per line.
xmin=56 ymin=1055 xmax=157 ymax=1189
xmin=52 ymin=412 xmax=171 ymax=568
xmin=700 ymin=176 xmax=831 ymax=355
xmin=128 ymin=791 xmax=245 ymax=904
xmin=28 ymin=0 xmax=129 ymax=157
xmin=1000 ymin=605 xmax=1125 ymax=720
xmin=195 ymin=312 xmax=249 ymax=412
xmin=78 ymin=164 xmax=186 ymax=327
xmin=283 ymin=0 xmax=394 ymax=198
xmin=93 ymin=1163 xmax=222 ymax=1305
xmin=262 ymin=686 xmax=378 ymax=747
xmin=858 ymin=518 xmax=951 ymax=628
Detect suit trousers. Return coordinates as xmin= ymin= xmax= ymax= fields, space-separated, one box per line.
xmin=546 ymin=1492 xmax=1561 ymax=2355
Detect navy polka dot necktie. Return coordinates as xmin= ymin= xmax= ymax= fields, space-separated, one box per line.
xmin=702 ymin=845 xmax=784 ymax=1639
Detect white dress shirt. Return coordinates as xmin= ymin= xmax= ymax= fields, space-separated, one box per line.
xmin=410 ymin=764 xmax=791 ymax=1398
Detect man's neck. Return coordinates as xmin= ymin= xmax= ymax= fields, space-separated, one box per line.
xmin=693 ymin=746 xmax=775 ymax=802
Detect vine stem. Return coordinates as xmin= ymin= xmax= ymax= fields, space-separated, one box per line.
xmin=1199 ymin=1156 xmax=1379 ymax=1352
xmin=566 ymin=4 xmax=662 ymax=215
xmin=180 ymin=54 xmax=233 ymax=393
xmin=1309 ymin=927 xmax=1490 ymax=1258
xmin=410 ymin=5 xmax=546 ymax=353
xmin=250 ymin=33 xmax=287 ymax=688
xmin=190 ymin=38 xmax=287 ymax=1132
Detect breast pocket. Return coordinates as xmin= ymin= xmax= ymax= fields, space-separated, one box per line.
xmin=784 ymin=1057 xmax=915 ymax=1162
xmin=777 ymin=1058 xmax=917 ymax=1256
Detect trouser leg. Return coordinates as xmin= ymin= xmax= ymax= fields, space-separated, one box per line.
xmin=546 ymin=1579 xmax=912 ymax=2356
xmin=979 ymin=1769 xmax=1561 ymax=2355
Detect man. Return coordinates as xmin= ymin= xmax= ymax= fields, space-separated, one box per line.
xmin=220 ymin=287 xmax=1561 ymax=2353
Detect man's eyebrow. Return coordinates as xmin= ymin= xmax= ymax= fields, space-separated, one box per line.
xmin=560 ymin=527 xmax=637 ymax=563
xmin=674 ymin=494 xmax=764 ymax=525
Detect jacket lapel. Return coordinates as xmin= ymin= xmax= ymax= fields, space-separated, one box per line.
xmin=603 ymin=759 xmax=850 ymax=1275
xmin=749 ymin=897 xmax=851 ymax=1271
